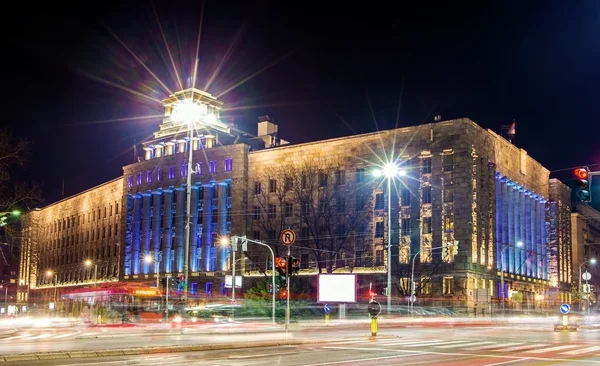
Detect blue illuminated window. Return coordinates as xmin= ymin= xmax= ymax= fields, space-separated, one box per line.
xmin=224 ymin=158 xmax=233 ymax=172
xmin=136 ymin=172 xmax=142 ymax=186
xmin=168 ymin=167 xmax=175 ymax=179
xmin=146 ymin=170 xmax=152 ymax=184
xmin=127 ymin=176 xmax=133 ymax=188
xmin=157 ymin=167 xmax=162 ymax=181
xmin=181 ymin=163 xmax=188 ymax=177
xmin=209 ymin=160 xmax=217 ymax=173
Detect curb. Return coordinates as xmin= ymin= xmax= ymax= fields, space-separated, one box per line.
xmin=0 ymin=338 xmax=325 ymax=362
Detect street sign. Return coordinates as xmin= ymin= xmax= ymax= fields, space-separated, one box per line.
xmin=324 ymin=303 xmax=331 ymax=314
xmin=582 ymin=271 xmax=592 ymax=281
xmin=367 ymin=301 xmax=381 ymax=317
xmin=280 ymin=229 xmax=296 ymax=246
xmin=409 ymin=295 xmax=416 ymax=303
xmin=560 ymin=303 xmax=571 ymax=314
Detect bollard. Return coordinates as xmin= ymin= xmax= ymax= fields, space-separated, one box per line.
xmin=371 ymin=316 xmax=378 ymax=336
xmin=325 ymin=314 xmax=330 ymax=324
xmin=562 ymin=315 xmax=568 ymax=327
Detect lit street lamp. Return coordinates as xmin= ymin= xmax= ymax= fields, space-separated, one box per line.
xmin=373 ymin=162 xmax=406 ymax=314
xmin=0 ymin=210 xmax=20 ymax=227
xmin=84 ymin=259 xmax=98 ymax=287
xmin=499 ymin=241 xmax=523 ymax=310
xmin=145 ymin=254 xmax=161 ymax=289
xmin=579 ymin=258 xmax=597 ymax=311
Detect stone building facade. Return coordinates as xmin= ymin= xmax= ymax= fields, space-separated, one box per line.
xmin=18 ymin=88 xmax=572 ymax=311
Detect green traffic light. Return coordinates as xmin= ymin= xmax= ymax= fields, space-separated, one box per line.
xmin=11 ymin=210 xmax=21 ymax=216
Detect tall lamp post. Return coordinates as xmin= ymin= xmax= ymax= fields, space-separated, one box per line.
xmin=579 ymin=258 xmax=597 ymax=311
xmin=373 ymin=163 xmax=406 ymax=314
xmin=499 ymin=241 xmax=523 ymax=311
xmin=46 ymin=270 xmax=57 ymax=314
xmin=84 ymin=259 xmax=98 ymax=287
xmin=171 ymin=98 xmax=218 ymax=302
xmin=144 ymin=254 xmax=161 ymax=289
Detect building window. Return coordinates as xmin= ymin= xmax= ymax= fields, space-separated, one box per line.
xmin=168 ymin=167 xmax=175 ymax=179
xmin=253 ymin=207 xmax=260 ymax=220
xmin=356 ymin=168 xmax=365 ymax=183
xmin=209 ymin=160 xmax=217 ymax=173
xmin=319 ymin=172 xmax=328 ymax=187
xmin=401 ymin=218 xmax=410 ymax=235
xmin=356 ymin=194 xmax=366 ymax=211
xmin=284 ymin=202 xmax=293 ymax=217
xmin=443 ymin=154 xmax=454 ymax=171
xmin=375 ymin=250 xmax=384 ymax=266
xmin=253 ymin=231 xmax=260 ymax=240
xmin=335 ymin=170 xmax=346 ymax=185
xmin=224 ymin=158 xmax=233 ymax=172
xmin=127 ymin=176 xmax=133 ymax=188
xmin=422 ymin=217 xmax=432 ymax=234
xmin=301 ymin=175 xmax=308 ymax=189
xmin=443 ymin=276 xmax=454 ymax=295
xmin=422 ymin=186 xmax=432 ymax=204
xmin=136 ymin=172 xmax=142 ymax=186
xmin=422 ymin=157 xmax=432 ymax=174
xmin=284 ymin=177 xmax=293 ymax=192
xmin=181 ymin=163 xmax=188 ymax=177
xmin=268 ymin=204 xmax=276 ymax=219
xmin=301 ymin=253 xmax=309 ymax=269
xmin=375 ymin=222 xmax=384 ymax=238
xmin=401 ymin=188 xmax=411 ymax=206
xmin=444 ymin=215 xmax=454 ymax=233
xmin=374 ymin=193 xmax=384 ymax=210
xmin=254 ymin=181 xmax=262 ymax=195
xmin=269 ymin=179 xmax=277 ymax=193
xmin=146 ymin=170 xmax=152 ymax=184
xmin=336 ymin=197 xmax=346 ymax=212
xmin=444 ymin=184 xmax=454 ymax=202
xmin=157 ymin=167 xmax=162 ymax=181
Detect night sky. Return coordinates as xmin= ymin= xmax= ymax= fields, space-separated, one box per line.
xmin=1 ymin=1 xmax=599 ymax=206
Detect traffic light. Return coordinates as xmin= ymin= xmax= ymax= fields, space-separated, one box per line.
xmin=574 ymin=167 xmax=591 ymax=202
xmin=279 ymin=289 xmax=288 ymax=300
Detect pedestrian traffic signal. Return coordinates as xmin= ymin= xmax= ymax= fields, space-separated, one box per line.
xmin=280 ymin=289 xmax=288 ymax=300
xmin=574 ymin=167 xmax=591 ymax=202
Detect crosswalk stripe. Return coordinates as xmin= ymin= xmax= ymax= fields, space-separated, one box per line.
xmin=26 ymin=334 xmax=53 ymax=340
xmin=560 ymin=346 xmax=600 ymax=355
xmin=500 ymin=344 xmax=547 ymax=352
xmin=523 ymin=345 xmax=578 ymax=354
xmin=3 ymin=334 xmax=31 ymax=341
xmin=403 ymin=340 xmax=465 ymax=347
xmin=464 ymin=342 xmax=521 ymax=350
xmin=435 ymin=341 xmax=493 ymax=349
xmin=373 ymin=339 xmax=444 ymax=346
xmin=429 ymin=341 xmax=473 ymax=347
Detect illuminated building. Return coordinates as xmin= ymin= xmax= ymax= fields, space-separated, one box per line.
xmin=18 ymin=88 xmax=572 ymax=311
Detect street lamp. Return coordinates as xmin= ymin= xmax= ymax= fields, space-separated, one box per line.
xmin=84 ymin=259 xmax=98 ymax=287
xmin=46 ymin=270 xmax=57 ymax=314
xmin=373 ymin=162 xmax=406 ymax=314
xmin=499 ymin=241 xmax=523 ymax=310
xmin=171 ymin=98 xmax=217 ymax=302
xmin=144 ymin=254 xmax=160 ymax=289
xmin=409 ymin=243 xmax=456 ymax=314
xmin=0 ymin=285 xmax=7 ymax=317
xmin=0 ymin=210 xmax=20 ymax=227
xmin=579 ymin=258 xmax=597 ymax=311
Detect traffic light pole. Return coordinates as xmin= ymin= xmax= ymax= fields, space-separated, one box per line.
xmin=285 ymin=245 xmax=291 ymax=332
xmin=242 ymin=238 xmax=276 ymax=324
xmin=165 ymin=275 xmax=170 ymax=322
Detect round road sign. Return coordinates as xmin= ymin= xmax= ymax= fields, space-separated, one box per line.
xmin=367 ymin=301 xmax=382 ymax=317
xmin=559 ymin=303 xmax=570 ymax=314
xmin=582 ymin=271 xmax=592 ymax=281
xmin=280 ymin=229 xmax=296 ymax=246
xmin=324 ymin=304 xmax=331 ymax=314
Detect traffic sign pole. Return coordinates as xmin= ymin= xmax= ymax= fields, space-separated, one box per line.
xmin=280 ymin=229 xmax=295 ymax=333
xmin=324 ymin=303 xmax=331 ymax=324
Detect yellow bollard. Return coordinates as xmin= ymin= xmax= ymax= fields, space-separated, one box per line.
xmin=562 ymin=315 xmax=568 ymax=326
xmin=325 ymin=314 xmax=330 ymax=324
xmin=371 ymin=316 xmax=378 ymax=336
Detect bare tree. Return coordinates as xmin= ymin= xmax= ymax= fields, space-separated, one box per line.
xmin=252 ymin=161 xmax=371 ymax=273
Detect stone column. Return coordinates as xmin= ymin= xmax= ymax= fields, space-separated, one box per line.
xmin=175 ymin=187 xmax=186 ymax=273
xmin=132 ymin=193 xmax=143 ymax=275
xmin=152 ymin=190 xmax=162 ymax=274
xmin=142 ymin=192 xmax=152 ymax=274
xmin=202 ymin=183 xmax=214 ymax=271
xmin=162 ymin=189 xmax=174 ymax=273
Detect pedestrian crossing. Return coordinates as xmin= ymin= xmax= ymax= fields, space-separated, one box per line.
xmin=326 ymin=338 xmax=600 ymax=357
xmin=0 ymin=331 xmax=98 ymax=342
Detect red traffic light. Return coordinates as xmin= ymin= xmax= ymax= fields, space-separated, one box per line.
xmin=179 ymin=275 xmax=185 ymax=281
xmin=280 ymin=289 xmax=288 ymax=299
xmin=575 ymin=168 xmax=589 ymax=180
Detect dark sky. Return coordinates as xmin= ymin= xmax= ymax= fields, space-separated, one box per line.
xmin=1 ymin=1 xmax=599 ymax=205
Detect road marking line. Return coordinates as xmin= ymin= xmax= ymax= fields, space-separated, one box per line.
xmin=307 ymin=351 xmax=427 ymax=366
xmin=26 ymin=334 xmax=53 ymax=340
xmin=435 ymin=341 xmax=494 ymax=348
xmin=523 ymin=345 xmax=578 ymax=354
xmin=484 ymin=359 xmax=526 ymax=366
xmin=464 ymin=342 xmax=521 ymax=350
xmin=52 ymin=332 xmax=80 ymax=339
xmin=560 ymin=346 xmax=600 ymax=355
xmin=403 ymin=341 xmax=464 ymax=347
xmin=2 ymin=334 xmax=31 ymax=340
xmin=499 ymin=344 xmax=548 ymax=352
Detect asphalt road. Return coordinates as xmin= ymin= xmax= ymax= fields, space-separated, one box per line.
xmin=3 ymin=324 xmax=600 ymax=365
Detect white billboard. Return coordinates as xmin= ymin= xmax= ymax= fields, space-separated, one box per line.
xmin=317 ymin=274 xmax=356 ymax=303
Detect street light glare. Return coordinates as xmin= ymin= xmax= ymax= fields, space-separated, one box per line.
xmin=46 ymin=270 xmax=53 ymax=277
xmin=372 ymin=169 xmax=382 ymax=177
xmin=144 ymin=254 xmax=153 ymax=263
xmin=516 ymin=241 xmax=523 ymax=247
xmin=171 ymin=99 xmax=203 ymax=124
xmin=590 ymin=258 xmax=597 ymax=264
xmin=220 ymin=237 xmax=229 ymax=246
xmin=11 ymin=210 xmax=20 ymax=216
xmin=84 ymin=259 xmax=92 ymax=266
xmin=383 ymin=163 xmax=398 ymax=178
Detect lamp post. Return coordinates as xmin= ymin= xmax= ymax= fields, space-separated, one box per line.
xmin=171 ymin=98 xmax=217 ymax=302
xmin=579 ymin=258 xmax=597 ymax=311
xmin=84 ymin=259 xmax=98 ymax=287
xmin=144 ymin=254 xmax=160 ymax=289
xmin=0 ymin=285 xmax=7 ymax=317
xmin=409 ymin=243 xmax=456 ymax=314
xmin=373 ymin=163 xmax=406 ymax=314
xmin=239 ymin=237 xmax=276 ymax=324
xmin=499 ymin=241 xmax=523 ymax=311
xmin=46 ymin=270 xmax=57 ymax=314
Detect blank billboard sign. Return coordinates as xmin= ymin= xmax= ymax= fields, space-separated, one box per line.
xmin=317 ymin=274 xmax=356 ymax=303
